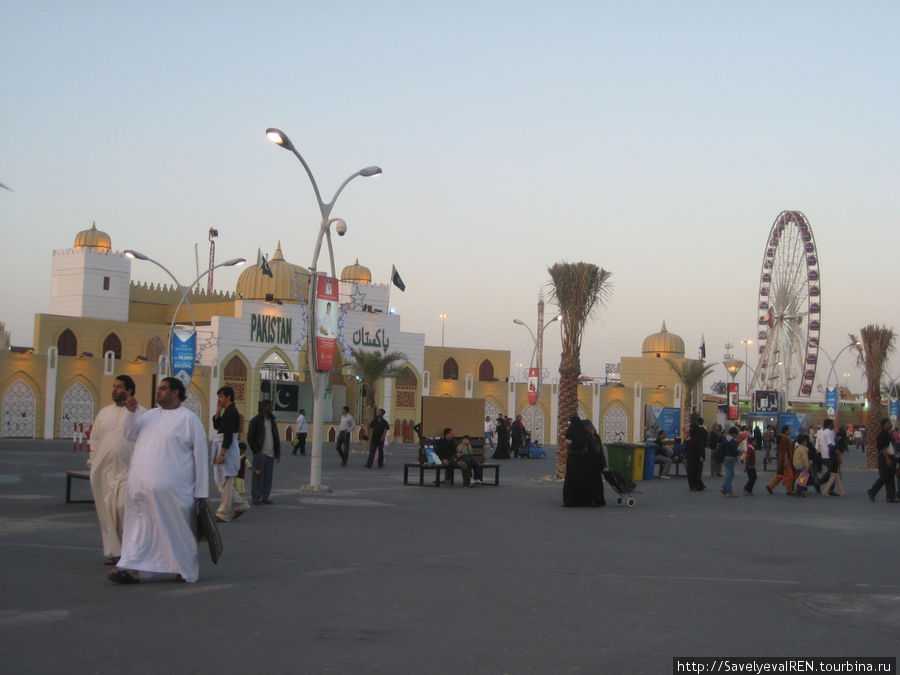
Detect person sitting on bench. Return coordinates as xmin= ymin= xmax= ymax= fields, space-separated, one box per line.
xmin=435 ymin=428 xmax=480 ymax=487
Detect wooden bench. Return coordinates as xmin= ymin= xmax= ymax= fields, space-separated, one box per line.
xmin=66 ymin=470 xmax=94 ymax=504
xmin=403 ymin=462 xmax=500 ymax=487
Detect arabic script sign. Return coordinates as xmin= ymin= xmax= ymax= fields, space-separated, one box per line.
xmin=351 ymin=326 xmax=390 ymax=351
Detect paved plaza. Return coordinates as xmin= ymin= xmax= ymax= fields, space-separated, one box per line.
xmin=1 ymin=439 xmax=897 ymax=673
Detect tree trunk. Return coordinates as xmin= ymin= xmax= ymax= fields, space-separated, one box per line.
xmin=556 ymin=352 xmax=580 ymax=479
xmin=865 ymin=387 xmax=880 ymax=469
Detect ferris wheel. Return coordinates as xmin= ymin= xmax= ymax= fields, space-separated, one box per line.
xmin=750 ymin=210 xmax=821 ymax=398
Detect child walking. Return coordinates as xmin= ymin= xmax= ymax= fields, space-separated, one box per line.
xmin=793 ymin=434 xmax=811 ymax=497
xmin=743 ymin=438 xmax=757 ymax=495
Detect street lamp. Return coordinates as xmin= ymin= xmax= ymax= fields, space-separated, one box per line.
xmin=740 ymin=339 xmax=753 ymax=398
xmin=266 ymin=127 xmax=381 ymax=493
xmin=439 ymin=313 xmax=447 ymax=347
xmin=513 ymin=303 xmax=563 ymax=441
xmin=124 ymin=249 xmax=245 ymax=377
xmin=811 ymin=339 xmax=861 ymax=424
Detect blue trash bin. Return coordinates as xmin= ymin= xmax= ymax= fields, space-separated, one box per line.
xmin=643 ymin=442 xmax=657 ymax=481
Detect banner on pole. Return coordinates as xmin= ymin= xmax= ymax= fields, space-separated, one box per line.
xmin=825 ymin=386 xmax=838 ymax=417
xmin=171 ymin=328 xmax=196 ymax=386
xmin=727 ymin=382 xmax=739 ymax=420
xmin=527 ymin=368 xmax=539 ymax=405
xmin=314 ymin=275 xmax=339 ymax=371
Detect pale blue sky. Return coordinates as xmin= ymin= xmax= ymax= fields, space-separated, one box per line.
xmin=2 ymin=1 xmax=898 ymax=394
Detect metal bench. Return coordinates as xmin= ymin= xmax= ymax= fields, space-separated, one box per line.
xmin=66 ymin=470 xmax=93 ymax=504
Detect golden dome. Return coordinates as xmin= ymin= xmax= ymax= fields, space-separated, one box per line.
xmin=73 ymin=222 xmax=111 ymax=252
xmin=235 ymin=242 xmax=310 ymax=303
xmin=341 ymin=258 xmax=372 ymax=284
xmin=642 ymin=321 xmax=685 ymax=358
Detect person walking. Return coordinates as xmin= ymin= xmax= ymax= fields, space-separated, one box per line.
xmin=766 ymin=425 xmax=794 ymax=495
xmin=510 ymin=415 xmax=526 ymax=458
xmin=484 ymin=416 xmax=495 ymax=451
xmin=708 ymin=423 xmax=724 ymax=477
xmin=89 ymin=375 xmax=146 ymax=566
xmin=212 ymin=386 xmax=249 ymax=522
xmin=109 ymin=377 xmax=208 ymax=584
xmin=365 ymin=408 xmax=390 ymax=469
xmin=294 ymin=409 xmax=308 ymax=456
xmin=742 ymin=437 xmax=757 ymax=496
xmin=815 ymin=418 xmax=835 ymax=492
xmin=821 ymin=419 xmax=848 ymax=497
xmin=248 ymin=399 xmax=280 ymax=505
xmin=684 ymin=418 xmax=707 ymax=491
xmin=793 ymin=433 xmax=811 ymax=497
xmin=492 ymin=416 xmax=510 ymax=459
xmin=335 ymin=406 xmax=354 ymax=466
xmin=720 ymin=426 xmax=739 ymax=497
xmin=867 ymin=418 xmax=898 ymax=503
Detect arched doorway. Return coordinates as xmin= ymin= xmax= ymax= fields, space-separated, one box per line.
xmin=2 ymin=379 xmax=36 ymax=438
xmin=61 ymin=382 xmax=94 ymax=438
xmin=603 ymin=404 xmax=628 ymax=443
xmin=522 ymin=405 xmax=546 ymax=445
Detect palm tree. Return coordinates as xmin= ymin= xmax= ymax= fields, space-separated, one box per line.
xmin=347 ymin=348 xmax=408 ymax=422
xmin=850 ymin=325 xmax=896 ymax=468
xmin=667 ymin=359 xmax=717 ymax=429
xmin=548 ymin=262 xmax=613 ymax=479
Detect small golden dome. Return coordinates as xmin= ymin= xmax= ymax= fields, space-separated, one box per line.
xmin=340 ymin=258 xmax=372 ymax=284
xmin=235 ymin=242 xmax=310 ymax=303
xmin=73 ymin=222 xmax=111 ymax=252
xmin=642 ymin=321 xmax=685 ymax=358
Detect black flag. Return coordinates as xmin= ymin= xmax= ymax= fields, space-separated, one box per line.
xmin=391 ymin=265 xmax=406 ymax=292
xmin=257 ymin=248 xmax=273 ymax=278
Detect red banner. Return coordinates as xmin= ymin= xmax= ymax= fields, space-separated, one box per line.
xmin=314 ymin=275 xmax=339 ymax=371
xmin=528 ymin=368 xmax=539 ymax=405
xmin=727 ymin=382 xmax=739 ymax=420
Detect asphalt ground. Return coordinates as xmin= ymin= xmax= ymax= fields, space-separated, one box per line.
xmin=1 ymin=439 xmax=897 ymax=674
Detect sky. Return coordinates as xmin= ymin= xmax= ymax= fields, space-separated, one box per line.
xmin=2 ymin=1 xmax=898 ymax=396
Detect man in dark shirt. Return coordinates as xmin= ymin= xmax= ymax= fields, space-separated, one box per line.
xmin=685 ymin=418 xmax=708 ymax=492
xmin=365 ymin=408 xmax=390 ymax=469
xmin=212 ymin=386 xmax=249 ymax=521
xmin=867 ymin=418 xmax=897 ymax=503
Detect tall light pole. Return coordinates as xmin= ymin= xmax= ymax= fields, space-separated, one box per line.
xmin=740 ymin=339 xmax=753 ymax=399
xmin=266 ymin=127 xmax=381 ymax=493
xmin=439 ymin=313 xmax=447 ymax=348
xmin=812 ymin=339 xmax=861 ymax=425
xmin=124 ymin=249 xmax=245 ymax=378
xmin=513 ymin=296 xmax=562 ymax=442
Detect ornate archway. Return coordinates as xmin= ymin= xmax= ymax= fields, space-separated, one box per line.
xmin=61 ymin=382 xmax=94 ymax=438
xmin=603 ymin=404 xmax=628 ymax=443
xmin=2 ymin=379 xmax=36 ymax=438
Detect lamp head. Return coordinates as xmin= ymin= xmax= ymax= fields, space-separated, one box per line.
xmin=513 ymin=319 xmax=525 ymax=326
xmin=124 ymin=249 xmax=149 ymax=261
xmin=222 ymin=258 xmax=246 ymax=267
xmin=359 ymin=166 xmax=382 ymax=178
xmin=266 ymin=128 xmax=295 ymax=152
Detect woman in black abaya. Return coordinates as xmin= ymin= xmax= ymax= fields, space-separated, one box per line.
xmin=492 ymin=416 xmax=510 ymax=459
xmin=563 ymin=416 xmax=606 ymax=507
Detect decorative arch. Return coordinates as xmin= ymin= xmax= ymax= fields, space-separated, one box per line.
xmin=484 ymin=399 xmax=501 ymax=423
xmin=603 ymin=404 xmax=628 ymax=443
xmin=222 ymin=351 xmax=250 ymax=402
xmin=185 ymin=388 xmax=203 ymax=419
xmin=2 ymin=378 xmax=36 ymax=438
xmin=102 ymin=332 xmax=122 ymax=359
xmin=145 ymin=336 xmax=165 ymax=362
xmin=522 ymin=405 xmax=546 ymax=445
xmin=395 ymin=366 xmax=417 ymax=409
xmin=60 ymin=381 xmax=95 ymax=438
xmin=442 ymin=358 xmax=459 ymax=380
xmin=57 ymin=329 xmax=77 ymax=357
xmin=478 ymin=359 xmax=495 ymax=382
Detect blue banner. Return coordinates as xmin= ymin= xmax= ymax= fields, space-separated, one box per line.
xmin=171 ymin=328 xmax=196 ymax=386
xmin=778 ymin=412 xmax=811 ymax=440
xmin=825 ymin=386 xmax=838 ymax=417
xmin=890 ymin=395 xmax=899 ymax=423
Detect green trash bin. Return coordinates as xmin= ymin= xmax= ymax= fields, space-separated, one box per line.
xmin=606 ymin=442 xmax=635 ymax=478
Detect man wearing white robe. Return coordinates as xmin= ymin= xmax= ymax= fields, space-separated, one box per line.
xmin=109 ymin=376 xmax=209 ymax=584
xmin=89 ymin=375 xmax=145 ymax=565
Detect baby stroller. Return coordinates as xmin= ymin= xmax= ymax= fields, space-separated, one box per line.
xmin=603 ymin=468 xmax=637 ymax=507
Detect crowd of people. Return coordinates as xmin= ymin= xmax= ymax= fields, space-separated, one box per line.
xmin=86 ymin=372 xmax=898 ymax=584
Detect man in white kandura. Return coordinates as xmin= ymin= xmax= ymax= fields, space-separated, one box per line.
xmin=108 ymin=376 xmax=209 ymax=584
xmin=89 ymin=374 xmax=146 ymax=566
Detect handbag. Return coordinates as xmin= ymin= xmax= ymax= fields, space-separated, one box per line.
xmin=796 ymin=469 xmax=810 ymax=487
xmin=196 ymin=498 xmax=223 ymax=564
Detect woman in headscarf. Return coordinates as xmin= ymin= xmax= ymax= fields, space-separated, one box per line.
xmin=492 ymin=416 xmax=510 ymax=459
xmin=563 ymin=415 xmax=604 ymax=507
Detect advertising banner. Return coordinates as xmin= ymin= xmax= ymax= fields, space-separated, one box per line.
xmin=171 ymin=328 xmax=196 ymax=386
xmin=890 ymin=394 xmax=899 ymax=423
xmin=314 ymin=275 xmax=339 ymax=371
xmin=645 ymin=406 xmax=681 ymax=440
xmin=825 ymin=386 xmax=838 ymax=417
xmin=754 ymin=390 xmax=779 ymax=414
xmin=727 ymin=382 xmax=739 ymax=420
xmin=527 ymin=368 xmax=539 ymax=405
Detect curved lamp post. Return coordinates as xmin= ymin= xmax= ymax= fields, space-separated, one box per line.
xmin=812 ymin=339 xmax=861 ymax=424
xmin=266 ymin=127 xmax=381 ymax=492
xmin=125 ymin=249 xmax=245 ymax=377
xmin=513 ymin=312 xmax=562 ymax=439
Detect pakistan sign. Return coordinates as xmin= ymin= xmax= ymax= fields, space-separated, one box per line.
xmin=250 ymin=313 xmax=293 ymax=345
